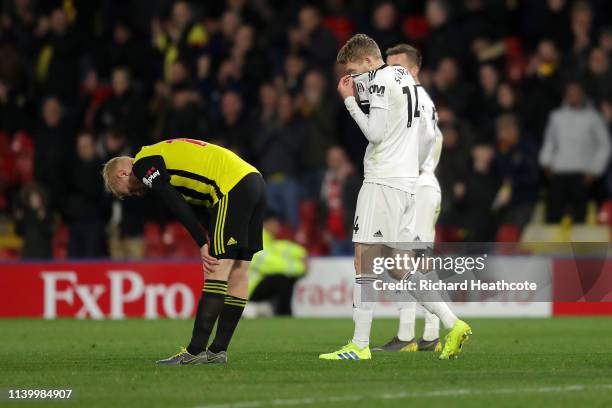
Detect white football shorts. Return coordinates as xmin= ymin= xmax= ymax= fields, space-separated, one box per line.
xmin=413 ymin=185 xmax=441 ymax=244
xmin=352 ymin=182 xmax=416 ymax=245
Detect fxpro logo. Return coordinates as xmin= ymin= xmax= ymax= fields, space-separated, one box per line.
xmin=41 ymin=271 xmax=194 ymax=319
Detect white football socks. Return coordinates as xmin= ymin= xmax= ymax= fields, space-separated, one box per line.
xmin=408 ymin=271 xmax=458 ymax=330
xmin=352 ymin=307 xmax=373 ymax=349
xmin=422 ymin=310 xmax=440 ymax=340
xmin=421 ymin=301 xmax=457 ymax=330
xmin=397 ymin=302 xmax=416 ymax=341
xmin=352 ymin=276 xmax=375 ymax=349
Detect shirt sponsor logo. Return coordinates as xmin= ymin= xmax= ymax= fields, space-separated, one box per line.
xmin=369 ymin=84 xmax=385 ymax=96
xmin=143 ymin=169 xmax=160 ymax=188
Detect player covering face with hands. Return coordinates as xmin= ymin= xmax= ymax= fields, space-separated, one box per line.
xmin=369 ymin=43 xmax=445 ymax=354
xmin=319 ymin=34 xmax=471 ymax=361
xmin=103 ymin=138 xmax=266 ymax=365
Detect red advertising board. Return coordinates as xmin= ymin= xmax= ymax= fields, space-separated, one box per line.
xmin=552 ymin=258 xmax=612 ymax=315
xmin=0 ymin=261 xmax=203 ymax=318
xmin=1 ymin=257 xmax=612 ymax=318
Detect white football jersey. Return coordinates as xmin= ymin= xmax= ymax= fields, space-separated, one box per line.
xmin=360 ymin=64 xmax=422 ymax=193
xmin=352 ymin=72 xmax=370 ymax=113
xmin=414 ymin=85 xmax=442 ymax=192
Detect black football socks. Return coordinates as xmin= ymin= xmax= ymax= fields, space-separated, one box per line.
xmin=187 ymin=280 xmax=228 ymax=355
xmin=208 ymin=295 xmax=247 ymax=353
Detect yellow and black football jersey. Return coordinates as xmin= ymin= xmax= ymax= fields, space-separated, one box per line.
xmin=133 ymin=138 xmax=259 ymax=207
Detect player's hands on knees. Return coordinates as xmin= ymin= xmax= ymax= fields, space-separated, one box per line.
xmin=337 ymin=75 xmax=355 ymax=99
xmin=201 ymin=243 xmax=219 ymax=274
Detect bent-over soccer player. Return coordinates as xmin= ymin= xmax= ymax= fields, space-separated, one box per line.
xmin=103 ymin=138 xmax=266 ymax=365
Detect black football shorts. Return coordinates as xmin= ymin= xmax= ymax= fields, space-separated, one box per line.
xmin=208 ymin=172 xmax=266 ymax=261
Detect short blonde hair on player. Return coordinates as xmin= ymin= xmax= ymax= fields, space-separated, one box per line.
xmin=337 ymin=34 xmax=382 ymax=64
xmin=102 ymin=156 xmax=132 ymax=199
xmin=386 ymin=43 xmax=422 ymax=69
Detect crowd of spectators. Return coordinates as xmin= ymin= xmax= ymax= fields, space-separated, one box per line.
xmin=0 ymin=0 xmax=611 ymax=258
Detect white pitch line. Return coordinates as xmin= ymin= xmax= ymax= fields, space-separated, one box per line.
xmin=193 ymin=384 xmax=612 ymax=408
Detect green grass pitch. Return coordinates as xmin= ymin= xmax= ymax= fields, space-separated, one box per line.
xmin=1 ymin=317 xmax=612 ymax=407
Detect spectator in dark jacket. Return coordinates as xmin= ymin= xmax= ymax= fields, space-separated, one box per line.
xmin=211 ymin=91 xmax=252 ymax=158
xmin=424 ymin=0 xmax=466 ymax=68
xmin=476 ymin=64 xmax=501 ymax=136
xmin=495 ymin=83 xmax=524 ymax=122
xmin=162 ymin=84 xmax=207 ymax=140
xmin=522 ymin=39 xmax=564 ymax=142
xmin=14 ymin=183 xmax=53 ymax=259
xmin=232 ymin=25 xmax=272 ymax=88
xmin=432 ymin=58 xmax=474 ymax=119
xmin=33 ymin=96 xmax=71 ymax=210
xmin=253 ymin=93 xmax=306 ymax=229
xmin=65 ymin=132 xmax=108 ymax=258
xmin=300 ymin=70 xmax=338 ymax=196
xmin=565 ymin=1 xmax=595 ymax=76
xmin=0 ymin=79 xmax=27 ymax=134
xmin=493 ymin=114 xmax=539 ymax=228
xmin=95 ymin=67 xmax=147 ymax=149
xmin=455 ymin=143 xmax=501 ymax=241
xmin=436 ymin=121 xmax=470 ymax=225
xmin=34 ymin=8 xmax=80 ymax=103
xmin=580 ymin=48 xmax=612 ymax=106
xmin=98 ymin=20 xmax=150 ymax=82
xmin=290 ymin=6 xmax=337 ymax=74
xmin=364 ymin=2 xmax=403 ymax=55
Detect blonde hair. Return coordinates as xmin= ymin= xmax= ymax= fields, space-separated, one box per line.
xmin=102 ymin=156 xmax=132 ymax=198
xmin=337 ymin=33 xmax=382 ymax=64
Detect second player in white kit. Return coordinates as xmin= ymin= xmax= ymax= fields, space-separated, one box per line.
xmin=320 ymin=35 xmax=471 ymax=361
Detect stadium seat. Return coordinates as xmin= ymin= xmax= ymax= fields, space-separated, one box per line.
xmin=520 ymin=221 xmax=610 ymax=254
xmin=0 ymin=151 xmax=17 ymax=188
xmin=495 ymin=224 xmax=523 ymax=254
xmin=402 ymin=16 xmax=429 ymax=43
xmin=503 ymin=37 xmax=527 ymax=81
xmin=144 ymin=222 xmax=164 ymax=257
xmin=11 ymin=132 xmax=34 ymax=183
xmin=435 ymin=225 xmax=464 ymax=242
xmin=52 ymin=223 xmax=69 ymax=259
xmin=496 ymin=224 xmax=521 ymax=242
xmin=0 ymin=132 xmax=11 ymax=155
xmin=162 ymin=222 xmax=199 ymax=258
xmin=276 ymin=223 xmax=294 ymax=240
xmin=0 ymin=247 xmax=19 ymax=260
xmin=322 ymin=16 xmax=354 ymax=47
xmin=570 ymin=225 xmax=610 ymax=242
xmin=295 ymin=200 xmax=327 ymax=255
xmin=0 ymin=132 xmax=17 ymax=188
